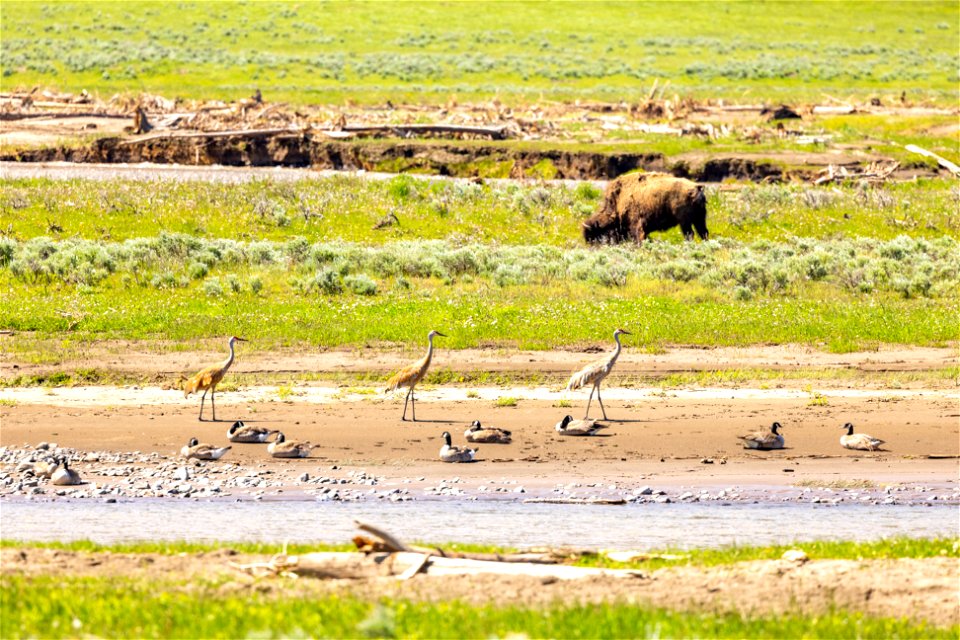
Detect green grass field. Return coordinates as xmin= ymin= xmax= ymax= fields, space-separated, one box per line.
xmin=2 ymin=1 xmax=958 ymax=105
xmin=1 ymin=176 xmax=957 ymax=359
xmin=3 ymin=538 xmax=957 ymax=639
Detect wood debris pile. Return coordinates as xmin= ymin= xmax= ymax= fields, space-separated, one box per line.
xmin=814 ymin=161 xmax=901 ymax=185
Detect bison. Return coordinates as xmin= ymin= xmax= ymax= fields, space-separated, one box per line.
xmin=582 ymin=173 xmax=708 ymax=244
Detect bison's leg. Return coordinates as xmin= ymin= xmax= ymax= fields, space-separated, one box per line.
xmin=694 ymin=219 xmax=709 ymax=241
xmin=680 ymin=223 xmax=695 ymax=241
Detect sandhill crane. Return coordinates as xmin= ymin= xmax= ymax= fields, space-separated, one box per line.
xmin=385 ymin=330 xmax=446 ymax=421
xmin=566 ymin=328 xmax=631 ymax=420
xmin=738 ymin=422 xmax=785 ymax=450
xmin=440 ymin=431 xmax=478 ymax=462
xmin=840 ymin=423 xmax=885 ymax=451
xmin=464 ymin=420 xmax=512 ymax=444
xmin=184 ymin=336 xmax=246 ymax=421
xmin=554 ymin=415 xmax=608 ymax=436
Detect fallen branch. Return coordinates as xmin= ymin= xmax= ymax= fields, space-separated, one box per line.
xmin=119 ymin=126 xmax=308 ymax=145
xmin=341 ymin=123 xmax=510 ymax=139
xmin=269 ymin=551 xmax=646 ymax=581
xmin=904 ymin=144 xmax=960 ymax=177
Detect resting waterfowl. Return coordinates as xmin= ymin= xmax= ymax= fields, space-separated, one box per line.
xmin=738 ymin=422 xmax=785 ymax=450
xmin=440 ymin=431 xmax=478 ymax=463
xmin=840 ymin=422 xmax=885 ymax=451
xmin=464 ymin=420 xmax=512 ymax=444
xmin=180 ymin=437 xmax=232 ymax=460
xmin=554 ymin=415 xmax=607 ymax=436
xmin=267 ymin=432 xmax=314 ymax=458
xmin=50 ymin=458 xmax=82 ymax=486
xmin=226 ymin=421 xmax=279 ymax=443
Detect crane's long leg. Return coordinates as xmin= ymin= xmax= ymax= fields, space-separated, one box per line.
xmin=211 ymin=386 xmax=217 ymax=422
xmin=584 ymin=386 xmax=595 ymax=420
xmin=596 ymin=384 xmax=608 ymax=420
xmin=401 ymin=388 xmax=412 ymax=421
xmin=198 ymin=389 xmax=208 ymax=421
xmin=411 ymin=388 xmax=417 ymax=422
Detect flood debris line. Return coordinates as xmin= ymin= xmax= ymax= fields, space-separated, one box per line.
xmin=2 ymin=90 xmax=952 ymax=181
xmin=231 ymin=521 xmax=648 ymax=581
xmin=813 ymin=161 xmax=900 ymax=185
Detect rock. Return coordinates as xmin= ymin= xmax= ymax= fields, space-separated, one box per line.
xmin=174 ymin=468 xmax=190 ymax=482
xmin=299 ymin=473 xmax=310 ymax=482
xmin=781 ymin=549 xmax=809 ymax=563
xmin=635 ymin=486 xmax=653 ymax=496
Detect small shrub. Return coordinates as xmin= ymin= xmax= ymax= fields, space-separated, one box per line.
xmin=188 ymin=261 xmax=209 ymax=280
xmin=495 ymin=396 xmax=518 ymax=407
xmin=203 ymin=277 xmax=224 ymax=298
xmin=249 ymin=275 xmax=264 ymax=294
xmin=345 ymin=273 xmax=378 ymax=296
xmin=312 ymin=268 xmax=343 ymax=295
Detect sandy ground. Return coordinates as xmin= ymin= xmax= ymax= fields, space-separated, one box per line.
xmin=2 ymin=387 xmax=958 ymax=493
xmin=4 ymin=341 xmax=957 ymax=379
xmin=2 ymin=546 xmax=957 ymax=626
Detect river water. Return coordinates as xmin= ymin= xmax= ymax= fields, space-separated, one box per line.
xmin=2 ymin=499 xmax=956 ymax=549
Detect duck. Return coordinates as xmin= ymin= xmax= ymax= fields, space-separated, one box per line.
xmin=463 ymin=420 xmax=512 ymax=444
xmin=738 ymin=422 xmax=785 ymax=450
xmin=440 ymin=431 xmax=478 ymax=463
xmin=50 ymin=458 xmax=82 ymax=486
xmin=267 ymin=432 xmax=314 ymax=458
xmin=180 ymin=437 xmax=232 ymax=460
xmin=226 ymin=420 xmax=279 ymax=443
xmin=554 ymin=415 xmax=607 ymax=436
xmin=840 ymin=423 xmax=885 ymax=451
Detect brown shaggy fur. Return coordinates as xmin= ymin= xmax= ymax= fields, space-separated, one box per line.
xmin=582 ymin=173 xmax=708 ymax=244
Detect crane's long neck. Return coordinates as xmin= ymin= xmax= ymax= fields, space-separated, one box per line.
xmin=424 ymin=334 xmax=435 ymax=366
xmin=609 ymin=333 xmax=623 ymax=365
xmin=223 ymin=338 xmax=236 ymax=371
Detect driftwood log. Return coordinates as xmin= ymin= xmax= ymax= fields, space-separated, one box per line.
xmin=247 ymin=551 xmax=646 ymax=581
xmin=904 ymin=144 xmax=960 ymax=177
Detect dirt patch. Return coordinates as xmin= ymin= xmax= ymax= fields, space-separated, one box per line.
xmin=2 ymin=547 xmax=956 ymax=626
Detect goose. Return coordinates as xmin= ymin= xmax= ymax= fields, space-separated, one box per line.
xmin=554 ymin=414 xmax=607 ymax=436
xmin=267 ymin=432 xmax=314 ymax=458
xmin=464 ymin=420 xmax=512 ymax=444
xmin=226 ymin=420 xmax=279 ymax=443
xmin=440 ymin=431 xmax=478 ymax=463
xmin=180 ymin=437 xmax=232 ymax=460
xmin=738 ymin=422 xmax=785 ymax=450
xmin=50 ymin=458 xmax=82 ymax=486
xmin=840 ymin=423 xmax=885 ymax=451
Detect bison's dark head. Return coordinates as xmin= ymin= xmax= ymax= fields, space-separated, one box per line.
xmin=582 ymin=219 xmax=626 ymax=244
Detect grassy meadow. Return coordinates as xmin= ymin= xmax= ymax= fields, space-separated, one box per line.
xmin=1 ymin=176 xmax=958 ymax=362
xmin=3 ymin=538 xmax=957 ymax=639
xmin=2 ymin=1 xmax=958 ymax=105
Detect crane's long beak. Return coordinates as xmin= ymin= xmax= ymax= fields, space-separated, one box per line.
xmin=235 ymin=337 xmax=248 ymax=341
xmin=435 ymin=332 xmax=448 ymax=338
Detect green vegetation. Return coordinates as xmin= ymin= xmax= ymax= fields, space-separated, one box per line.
xmin=2 ymin=538 xmax=957 ymax=638
xmin=3 ymin=175 xmax=958 ymax=244
xmin=2 ymin=2 xmax=957 ymax=105
xmin=1 ymin=176 xmax=957 ymax=358
xmin=4 ymin=536 xmax=955 ymax=567
xmin=4 ymin=575 xmax=954 ymax=640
